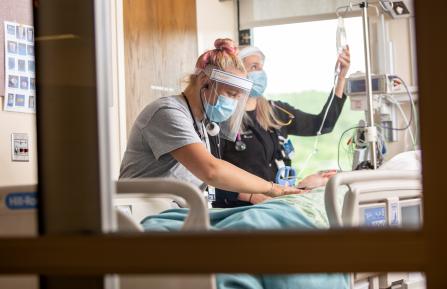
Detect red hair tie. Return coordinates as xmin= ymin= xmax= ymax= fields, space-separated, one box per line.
xmin=214 ymin=39 xmax=237 ymax=55
xmin=196 ymin=51 xmax=211 ymax=69
xmin=224 ymin=46 xmax=237 ymax=55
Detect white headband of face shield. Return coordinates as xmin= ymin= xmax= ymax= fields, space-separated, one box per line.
xmin=209 ymin=69 xmax=253 ymax=92
xmin=238 ymin=46 xmax=266 ymax=61
xmin=196 ymin=66 xmax=253 ymax=92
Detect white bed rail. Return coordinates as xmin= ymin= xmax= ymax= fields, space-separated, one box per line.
xmin=325 ymin=170 xmax=422 ymax=228
xmin=116 ymin=179 xmax=215 ymax=289
xmin=116 ymin=178 xmax=210 ymax=231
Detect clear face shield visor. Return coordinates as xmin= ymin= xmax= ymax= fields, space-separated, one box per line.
xmin=202 ymin=68 xmax=253 ymax=141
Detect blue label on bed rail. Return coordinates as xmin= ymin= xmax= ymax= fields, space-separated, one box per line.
xmin=5 ymin=192 xmax=37 ymax=210
xmin=364 ymin=206 xmax=386 ymax=227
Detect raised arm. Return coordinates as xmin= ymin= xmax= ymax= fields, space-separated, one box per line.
xmin=274 ymin=95 xmax=346 ymax=137
xmin=277 ymin=47 xmax=350 ymax=137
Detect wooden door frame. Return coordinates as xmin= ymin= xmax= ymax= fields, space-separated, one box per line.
xmin=1 ymin=0 xmax=446 ymax=288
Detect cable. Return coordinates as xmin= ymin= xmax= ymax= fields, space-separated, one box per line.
xmin=378 ymin=97 xmax=412 ymax=131
xmin=378 ymin=76 xmax=416 ymax=132
xmin=386 ymin=94 xmax=416 ymax=150
xmin=296 ymin=73 xmax=339 ymax=178
xmin=337 ymin=126 xmax=362 ymax=171
xmin=216 ymin=133 xmax=222 ymax=159
xmin=377 ymin=75 xmax=418 ymax=150
xmin=392 ymin=75 xmax=419 ymax=144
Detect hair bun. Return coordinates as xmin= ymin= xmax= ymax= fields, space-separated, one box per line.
xmin=214 ymin=38 xmax=237 ymax=55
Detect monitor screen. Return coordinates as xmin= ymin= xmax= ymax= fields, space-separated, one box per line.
xmin=401 ymin=204 xmax=422 ymax=228
xmin=362 ymin=205 xmax=387 ymax=227
xmin=349 ymin=78 xmax=380 ymax=94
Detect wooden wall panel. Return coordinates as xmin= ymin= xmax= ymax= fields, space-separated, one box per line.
xmin=124 ymin=0 xmax=198 ymax=134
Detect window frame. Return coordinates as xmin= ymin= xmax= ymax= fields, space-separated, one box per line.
xmin=1 ymin=1 xmax=446 ymax=289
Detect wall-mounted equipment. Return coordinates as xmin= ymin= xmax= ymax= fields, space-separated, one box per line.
xmin=346 ymin=73 xmax=397 ymax=96
xmin=11 ymin=133 xmax=29 ymax=162
xmin=381 ymin=0 xmax=412 ymax=18
xmin=239 ymin=29 xmax=251 ymax=46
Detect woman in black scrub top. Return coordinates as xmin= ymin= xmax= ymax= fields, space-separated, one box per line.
xmin=212 ymin=46 xmax=351 ymax=208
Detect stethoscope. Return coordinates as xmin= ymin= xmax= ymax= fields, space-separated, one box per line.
xmin=233 ymin=102 xmax=295 ymax=152
xmin=182 ymin=91 xmax=222 ymax=203
xmin=182 ymin=91 xmax=222 ymax=159
xmin=234 ymin=133 xmax=247 ymax=151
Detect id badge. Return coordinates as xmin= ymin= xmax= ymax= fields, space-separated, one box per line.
xmin=207 ymin=186 xmax=216 ymax=202
xmin=283 ymin=139 xmax=295 ymax=158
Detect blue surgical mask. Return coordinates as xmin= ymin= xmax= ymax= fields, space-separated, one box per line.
xmin=247 ymin=70 xmax=267 ymax=97
xmin=204 ymin=95 xmax=237 ymax=123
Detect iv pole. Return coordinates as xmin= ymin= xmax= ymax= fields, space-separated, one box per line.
xmin=337 ymin=0 xmax=379 ymax=169
xmin=360 ymin=1 xmax=378 ymax=169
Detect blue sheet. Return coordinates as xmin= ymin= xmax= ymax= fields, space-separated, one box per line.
xmin=141 ymin=200 xmax=349 ymax=289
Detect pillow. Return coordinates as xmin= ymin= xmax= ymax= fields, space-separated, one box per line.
xmin=379 ymin=150 xmax=421 ymax=171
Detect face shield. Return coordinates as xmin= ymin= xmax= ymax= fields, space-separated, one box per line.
xmin=202 ymin=67 xmax=253 ymax=141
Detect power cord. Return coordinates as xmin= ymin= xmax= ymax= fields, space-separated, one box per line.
xmin=337 ymin=126 xmax=362 ymax=171
xmin=378 ymin=75 xmax=418 ymax=149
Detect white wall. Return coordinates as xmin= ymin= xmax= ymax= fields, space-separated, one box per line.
xmin=383 ymin=16 xmax=419 ymax=158
xmin=0 ymin=0 xmax=37 ymax=187
xmin=195 ymin=0 xmax=237 ymax=54
xmin=387 ymin=17 xmax=415 ymax=86
xmin=0 ymin=103 xmax=37 ymax=186
xmin=0 ymin=1 xmax=38 ymax=286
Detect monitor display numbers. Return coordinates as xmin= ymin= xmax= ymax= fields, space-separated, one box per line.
xmin=363 ymin=206 xmax=387 ymax=227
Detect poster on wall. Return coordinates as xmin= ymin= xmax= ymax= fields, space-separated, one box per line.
xmin=3 ymin=21 xmax=35 ymax=113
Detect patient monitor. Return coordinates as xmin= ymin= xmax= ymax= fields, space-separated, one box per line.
xmin=356 ymin=194 xmax=422 ymax=228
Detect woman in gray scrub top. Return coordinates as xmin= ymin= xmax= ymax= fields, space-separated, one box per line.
xmin=120 ymin=38 xmax=301 ymax=200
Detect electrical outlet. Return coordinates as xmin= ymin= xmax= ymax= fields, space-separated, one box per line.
xmin=11 ymin=133 xmax=29 ymax=162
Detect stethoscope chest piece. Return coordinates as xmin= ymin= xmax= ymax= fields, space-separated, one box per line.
xmin=235 ymin=140 xmax=246 ymax=151
xmin=234 ymin=133 xmax=247 ymax=151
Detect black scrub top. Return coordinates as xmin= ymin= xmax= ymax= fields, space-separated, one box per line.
xmin=211 ymin=92 xmax=347 ymax=208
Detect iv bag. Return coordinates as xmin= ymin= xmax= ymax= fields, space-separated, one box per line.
xmin=336 ymin=16 xmax=347 ymax=53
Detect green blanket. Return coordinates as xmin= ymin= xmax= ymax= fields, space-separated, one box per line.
xmin=141 ymin=187 xmax=350 ymax=289
xmin=272 ymin=186 xmax=347 ymax=228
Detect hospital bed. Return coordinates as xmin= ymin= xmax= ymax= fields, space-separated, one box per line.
xmin=0 ymin=185 xmax=38 ymax=289
xmin=0 ymin=180 xmax=212 ymax=289
xmin=115 ymin=178 xmax=215 ymax=289
xmin=325 ymin=170 xmax=422 ymax=228
xmin=116 ymin=169 xmax=424 ymax=289
xmin=325 ymin=170 xmax=424 ymax=289
xmin=0 ymin=169 xmax=424 ymax=289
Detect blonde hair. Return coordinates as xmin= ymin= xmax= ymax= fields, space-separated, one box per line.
xmin=188 ymin=38 xmax=246 ymax=84
xmin=242 ymin=97 xmax=287 ymax=132
xmin=238 ymin=46 xmax=286 ymax=132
